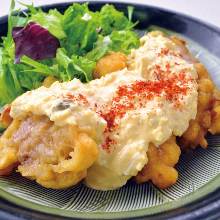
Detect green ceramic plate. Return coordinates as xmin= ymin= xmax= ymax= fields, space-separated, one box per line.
xmin=0 ymin=1 xmax=220 ymax=219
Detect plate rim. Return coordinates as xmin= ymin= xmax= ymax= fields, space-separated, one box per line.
xmin=1 ymin=0 xmax=220 ymax=35
xmin=0 ymin=173 xmax=220 ymax=219
xmin=55 ymin=0 xmax=220 ymax=36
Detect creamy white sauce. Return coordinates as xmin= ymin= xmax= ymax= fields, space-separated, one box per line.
xmin=10 ymin=33 xmax=198 ymax=190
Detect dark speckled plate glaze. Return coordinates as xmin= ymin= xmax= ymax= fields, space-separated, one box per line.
xmin=0 ymin=1 xmax=220 ymax=220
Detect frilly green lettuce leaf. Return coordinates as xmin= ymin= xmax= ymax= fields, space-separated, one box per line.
xmin=109 ymin=30 xmax=140 ymax=54
xmin=30 ymin=9 xmax=66 ymax=39
xmin=86 ymin=30 xmax=140 ymax=61
xmin=99 ymin=4 xmax=135 ymax=35
xmin=56 ymin=48 xmax=95 ymax=82
xmin=61 ymin=3 xmax=99 ymax=56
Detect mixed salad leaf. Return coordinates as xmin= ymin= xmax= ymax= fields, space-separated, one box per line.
xmin=13 ymin=22 xmax=60 ymax=63
xmin=0 ymin=0 xmax=140 ymax=107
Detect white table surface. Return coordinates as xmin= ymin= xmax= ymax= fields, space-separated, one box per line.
xmin=0 ymin=0 xmax=220 ymax=29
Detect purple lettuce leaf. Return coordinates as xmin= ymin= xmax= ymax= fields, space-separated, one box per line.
xmin=12 ymin=22 xmax=60 ymax=63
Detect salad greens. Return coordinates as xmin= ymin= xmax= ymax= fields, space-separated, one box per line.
xmin=0 ymin=0 xmax=140 ymax=107
xmin=13 ymin=22 xmax=61 ymax=63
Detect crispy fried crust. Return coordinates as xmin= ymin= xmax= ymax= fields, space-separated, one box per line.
xmin=93 ymin=52 xmax=127 ymax=78
xmin=179 ymin=63 xmax=216 ymax=149
xmin=209 ymin=94 xmax=220 ymax=134
xmin=169 ymin=35 xmax=220 ymax=149
xmin=0 ymin=119 xmax=20 ymax=172
xmin=0 ymin=115 xmax=98 ymax=189
xmin=135 ymin=136 xmax=181 ymax=189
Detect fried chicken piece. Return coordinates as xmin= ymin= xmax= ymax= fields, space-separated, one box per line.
xmin=169 ymin=35 xmax=197 ymax=63
xmin=0 ymin=119 xmax=21 ymax=174
xmin=0 ymin=115 xmax=98 ymax=189
xmin=163 ymin=34 xmax=220 ymax=149
xmin=168 ymin=36 xmax=220 ymax=149
xmin=135 ymin=136 xmax=181 ymax=189
xmin=135 ymin=34 xmax=220 ymax=188
xmin=208 ymin=88 xmax=220 ymax=134
xmin=93 ymin=52 xmax=127 ymax=78
xmin=179 ymin=63 xmax=218 ymax=149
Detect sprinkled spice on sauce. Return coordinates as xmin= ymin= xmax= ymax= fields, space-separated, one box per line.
xmin=58 ymin=60 xmax=193 ymax=153
xmin=59 ymin=62 xmax=193 ymax=152
xmin=63 ymin=93 xmax=89 ymax=105
xmin=158 ymin=48 xmax=182 ymax=58
xmin=98 ymin=70 xmax=192 ymax=151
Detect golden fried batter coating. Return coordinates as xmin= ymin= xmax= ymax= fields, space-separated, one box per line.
xmin=0 ymin=119 xmax=21 ymax=173
xmin=167 ymin=36 xmax=220 ymax=149
xmin=0 ymin=115 xmax=98 ymax=189
xmin=93 ymin=52 xmax=127 ymax=78
xmin=135 ymin=136 xmax=181 ymax=189
xmin=179 ymin=63 xmax=219 ymax=149
xmin=208 ymin=89 xmax=220 ymax=134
